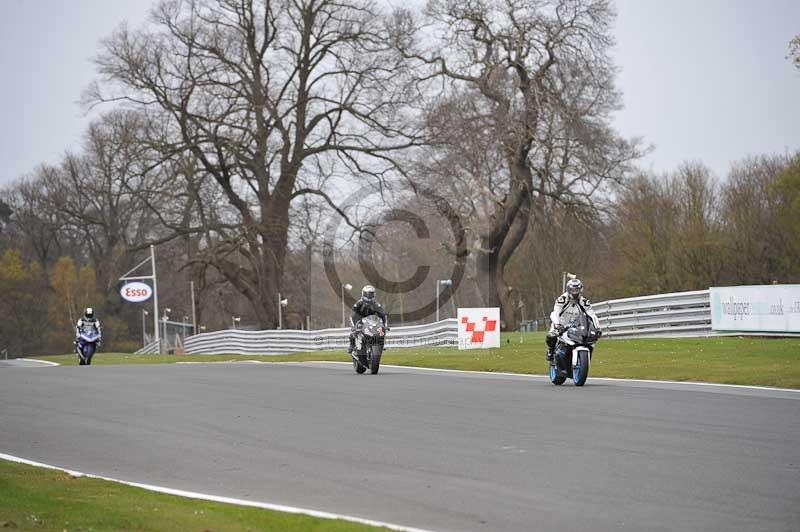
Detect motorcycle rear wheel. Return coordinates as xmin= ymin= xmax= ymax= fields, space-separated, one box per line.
xmin=549 ymin=364 xmax=566 ymax=385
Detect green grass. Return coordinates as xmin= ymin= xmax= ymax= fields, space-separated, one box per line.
xmin=36 ymin=332 xmax=800 ymax=388
xmin=0 ymin=459 xmax=388 ymax=532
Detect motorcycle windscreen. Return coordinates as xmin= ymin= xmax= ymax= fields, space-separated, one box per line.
xmin=566 ymin=313 xmax=599 ymax=344
xmin=361 ymin=315 xmax=383 ymax=334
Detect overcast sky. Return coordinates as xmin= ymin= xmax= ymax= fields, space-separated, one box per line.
xmin=1 ymin=0 xmax=798 ymax=186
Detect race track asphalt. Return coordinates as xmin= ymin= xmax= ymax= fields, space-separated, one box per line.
xmin=1 ymin=361 xmax=798 ymax=532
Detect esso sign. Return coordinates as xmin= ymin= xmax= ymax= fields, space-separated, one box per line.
xmin=120 ymin=282 xmax=153 ymax=303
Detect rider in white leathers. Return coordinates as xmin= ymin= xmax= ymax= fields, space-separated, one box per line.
xmin=545 ymin=278 xmax=600 ymax=361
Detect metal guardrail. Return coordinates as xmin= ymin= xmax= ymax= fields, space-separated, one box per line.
xmin=593 ymin=289 xmax=712 ymax=338
xmin=179 ymin=319 xmax=458 ymax=355
xmin=130 ymin=288 xmax=793 ymax=354
xmin=135 ymin=340 xmax=160 ymax=355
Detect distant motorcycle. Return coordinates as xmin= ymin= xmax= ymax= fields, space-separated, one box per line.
xmin=351 ymin=315 xmax=386 ymax=375
xmin=76 ymin=325 xmax=100 ymax=366
xmin=549 ymin=313 xmax=601 ymax=386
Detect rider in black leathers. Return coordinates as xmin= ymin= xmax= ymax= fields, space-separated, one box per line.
xmin=348 ymin=285 xmax=387 ymax=354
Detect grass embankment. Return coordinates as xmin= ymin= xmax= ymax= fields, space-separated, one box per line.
xmin=0 ymin=459 xmax=386 ymax=532
xmin=38 ymin=333 xmax=800 ymax=388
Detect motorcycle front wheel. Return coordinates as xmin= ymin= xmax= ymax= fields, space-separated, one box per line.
xmin=369 ymin=343 xmax=383 ymax=375
xmin=573 ymin=350 xmax=590 ymax=386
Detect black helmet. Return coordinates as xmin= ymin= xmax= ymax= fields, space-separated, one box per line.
xmin=84 ymin=307 xmax=94 ymax=319
xmin=361 ymin=285 xmax=375 ymax=301
xmin=566 ymin=279 xmax=583 ymax=300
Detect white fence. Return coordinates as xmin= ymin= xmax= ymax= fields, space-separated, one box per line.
xmin=137 ymin=319 xmax=459 ymax=356
xmin=594 ymin=290 xmax=712 ymax=338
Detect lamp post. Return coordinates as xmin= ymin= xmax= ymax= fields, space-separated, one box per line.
xmin=562 ymin=272 xmax=576 ymax=292
xmin=232 ymin=316 xmax=240 ymax=329
xmin=142 ymin=309 xmax=149 ymax=347
xmin=162 ymin=308 xmax=171 ymax=350
xmin=341 ymin=283 xmax=352 ymax=327
xmin=436 ymin=279 xmax=453 ymax=322
xmin=278 ymin=294 xmax=288 ymax=329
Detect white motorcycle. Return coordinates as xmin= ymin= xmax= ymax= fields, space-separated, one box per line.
xmin=549 ymin=313 xmax=601 ymax=386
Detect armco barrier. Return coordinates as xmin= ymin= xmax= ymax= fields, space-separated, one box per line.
xmin=134 ymin=288 xmax=781 ymax=355
xmin=178 ymin=319 xmax=458 ymax=355
xmin=593 ymin=289 xmax=712 ymax=338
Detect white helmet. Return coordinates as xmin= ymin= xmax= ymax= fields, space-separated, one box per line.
xmin=566 ymin=279 xmax=583 ymax=300
xmin=84 ymin=307 xmax=95 ymax=319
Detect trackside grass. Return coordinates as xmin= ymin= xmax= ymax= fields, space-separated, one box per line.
xmin=0 ymin=459 xmax=388 ymax=532
xmin=36 ymin=333 xmax=800 ymax=388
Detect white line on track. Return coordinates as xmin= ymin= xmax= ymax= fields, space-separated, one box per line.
xmin=0 ymin=452 xmax=438 ymax=532
xmin=292 ymin=361 xmax=800 ymax=394
xmin=18 ymin=359 xmax=60 ymax=367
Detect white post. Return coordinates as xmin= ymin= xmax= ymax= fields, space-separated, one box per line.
xmin=340 ymin=283 xmax=352 ymax=327
xmin=436 ymin=280 xmax=452 ymax=322
xmin=151 ymin=245 xmax=160 ymax=352
xmin=190 ymin=280 xmax=197 ymax=335
xmin=278 ymin=292 xmax=282 ymax=329
xmin=436 ymin=282 xmax=440 ymax=322
xmin=142 ymin=309 xmax=148 ymax=347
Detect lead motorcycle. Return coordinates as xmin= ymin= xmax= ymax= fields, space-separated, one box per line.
xmin=549 ymin=312 xmax=601 ymax=386
xmin=75 ymin=324 xmax=100 ymax=366
xmin=351 ymin=315 xmax=386 ymax=375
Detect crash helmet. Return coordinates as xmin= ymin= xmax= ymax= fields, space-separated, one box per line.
xmin=361 ymin=285 xmax=376 ymax=301
xmin=566 ymin=279 xmax=583 ymax=300
xmin=84 ymin=307 xmax=95 ymax=320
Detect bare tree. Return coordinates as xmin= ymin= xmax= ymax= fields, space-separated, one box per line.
xmin=789 ymin=34 xmax=799 ymax=70
xmin=2 ymin=172 xmax=70 ymax=268
xmin=89 ymin=0 xmax=420 ymax=328
xmin=391 ymin=0 xmax=639 ymax=327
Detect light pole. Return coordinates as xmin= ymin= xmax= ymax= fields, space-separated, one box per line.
xmin=142 ymin=309 xmax=149 ymax=347
xmin=436 ymin=279 xmax=453 ymax=322
xmin=562 ymin=272 xmax=576 ymax=292
xmin=341 ymin=283 xmax=352 ymax=327
xmin=232 ymin=316 xmax=240 ymax=329
xmin=162 ymin=308 xmax=171 ymax=350
xmin=278 ymin=293 xmax=288 ymax=329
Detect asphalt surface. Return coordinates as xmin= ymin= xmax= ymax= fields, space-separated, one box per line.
xmin=1 ymin=361 xmax=799 ymax=532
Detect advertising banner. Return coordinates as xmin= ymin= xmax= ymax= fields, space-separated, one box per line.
xmin=710 ymin=285 xmax=800 ymax=332
xmin=457 ymin=307 xmax=500 ymax=349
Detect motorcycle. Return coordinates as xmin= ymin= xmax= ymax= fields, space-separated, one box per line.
xmin=549 ymin=312 xmax=601 ymax=386
xmin=351 ymin=315 xmax=386 ymax=375
xmin=76 ymin=325 xmax=100 ymax=366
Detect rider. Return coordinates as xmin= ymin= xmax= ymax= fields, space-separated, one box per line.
xmin=545 ymin=278 xmax=600 ymax=361
xmin=348 ymin=285 xmax=387 ymax=354
xmin=75 ymin=307 xmax=102 ymax=347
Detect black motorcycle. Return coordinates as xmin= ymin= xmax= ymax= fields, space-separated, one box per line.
xmin=549 ymin=313 xmax=601 ymax=386
xmin=351 ymin=315 xmax=386 ymax=375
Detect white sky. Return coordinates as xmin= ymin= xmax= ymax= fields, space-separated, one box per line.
xmin=0 ymin=0 xmax=798 ymax=185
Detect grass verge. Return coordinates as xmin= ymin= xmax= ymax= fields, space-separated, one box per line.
xmin=36 ymin=333 xmax=800 ymax=388
xmin=0 ymin=459 xmax=389 ymax=532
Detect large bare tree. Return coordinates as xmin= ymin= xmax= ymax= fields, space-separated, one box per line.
xmin=391 ymin=0 xmax=639 ymax=328
xmin=90 ymin=0 xmax=420 ymax=328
